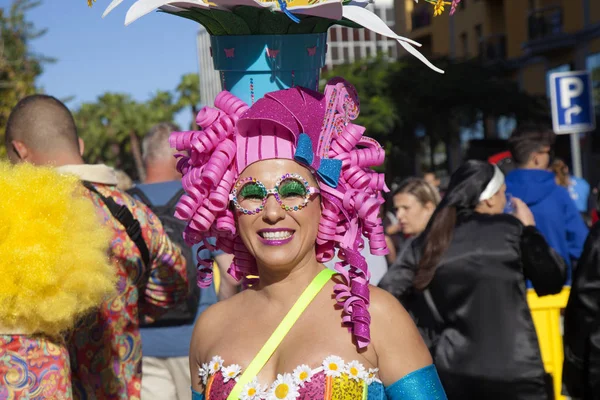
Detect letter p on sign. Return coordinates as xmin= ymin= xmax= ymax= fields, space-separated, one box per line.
xmin=550 ymin=71 xmax=596 ymax=134
xmin=559 ymin=77 xmax=584 ymax=109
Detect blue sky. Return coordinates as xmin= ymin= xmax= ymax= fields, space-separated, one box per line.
xmin=15 ymin=0 xmax=201 ymax=128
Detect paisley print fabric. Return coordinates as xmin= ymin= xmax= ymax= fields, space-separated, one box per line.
xmin=0 ymin=335 xmax=72 ymax=400
xmin=69 ymin=182 xmax=187 ymax=400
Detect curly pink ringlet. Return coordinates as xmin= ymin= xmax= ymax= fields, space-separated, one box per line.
xmin=170 ymin=77 xmax=388 ymax=349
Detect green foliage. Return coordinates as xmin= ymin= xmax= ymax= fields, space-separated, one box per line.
xmin=324 ymin=55 xmax=548 ymax=177
xmin=323 ymin=56 xmax=399 ymax=141
xmin=75 ymin=91 xmax=180 ymax=181
xmin=176 ymin=73 xmax=200 ymax=130
xmin=75 ymin=73 xmax=201 ymax=181
xmin=0 ymin=0 xmax=53 ymax=158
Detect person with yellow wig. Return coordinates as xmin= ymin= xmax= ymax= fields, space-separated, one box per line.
xmin=0 ymin=162 xmax=117 ymax=400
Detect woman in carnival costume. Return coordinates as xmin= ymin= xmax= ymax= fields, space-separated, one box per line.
xmin=0 ymin=163 xmax=116 ymax=400
xmin=171 ymin=78 xmax=447 ymax=399
xmin=90 ymin=1 xmax=459 ymax=399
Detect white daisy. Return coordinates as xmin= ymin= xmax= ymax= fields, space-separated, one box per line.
xmin=240 ymin=378 xmax=267 ymax=400
xmin=198 ymin=363 xmax=209 ymax=385
xmin=365 ymin=368 xmax=379 ymax=385
xmin=322 ymin=355 xmax=345 ymax=378
xmin=268 ymin=373 xmax=300 ymax=400
xmin=208 ymin=355 xmax=224 ymax=374
xmin=292 ymin=364 xmax=313 ymax=387
xmin=345 ymin=360 xmax=366 ymax=381
xmin=221 ymin=364 xmax=243 ymax=383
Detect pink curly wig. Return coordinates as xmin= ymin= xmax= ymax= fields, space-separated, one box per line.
xmin=170 ymin=77 xmax=388 ymax=348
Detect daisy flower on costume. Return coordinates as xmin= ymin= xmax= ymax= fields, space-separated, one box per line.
xmin=268 ymin=373 xmax=300 ymax=400
xmin=209 ymin=356 xmax=224 ymax=374
xmin=240 ymin=378 xmax=267 ymax=400
xmin=292 ymin=364 xmax=313 ymax=387
xmin=198 ymin=363 xmax=210 ymax=385
xmin=345 ymin=360 xmax=366 ymax=381
xmin=322 ymin=355 xmax=344 ymax=378
xmin=365 ymin=368 xmax=379 ymax=385
xmin=222 ymin=364 xmax=243 ymax=383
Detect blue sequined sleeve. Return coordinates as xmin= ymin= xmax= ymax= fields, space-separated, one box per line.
xmin=192 ymin=388 xmax=205 ymax=400
xmin=384 ymin=364 xmax=447 ymax=400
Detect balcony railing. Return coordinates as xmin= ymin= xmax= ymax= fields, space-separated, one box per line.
xmin=411 ymin=9 xmax=432 ymax=31
xmin=528 ymin=6 xmax=563 ymax=41
xmin=479 ymin=34 xmax=507 ymax=63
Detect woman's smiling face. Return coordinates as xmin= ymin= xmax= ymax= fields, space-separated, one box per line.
xmin=233 ymin=158 xmax=322 ymax=272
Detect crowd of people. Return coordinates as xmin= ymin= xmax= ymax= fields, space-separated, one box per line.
xmin=2 ymin=87 xmax=600 ymax=399
xmin=1 ymin=72 xmax=600 ymax=400
xmin=377 ymin=124 xmax=599 ymax=399
xmin=6 ymin=0 xmax=598 ymax=398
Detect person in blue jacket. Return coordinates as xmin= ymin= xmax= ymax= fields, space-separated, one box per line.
xmin=505 ymin=124 xmax=588 ymax=282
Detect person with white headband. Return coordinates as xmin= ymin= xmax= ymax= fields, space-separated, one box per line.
xmin=379 ymin=160 xmax=567 ymax=399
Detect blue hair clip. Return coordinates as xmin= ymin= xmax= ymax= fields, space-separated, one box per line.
xmin=294 ymin=133 xmax=342 ymax=188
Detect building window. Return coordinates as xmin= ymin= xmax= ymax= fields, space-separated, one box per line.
xmin=497 ymin=116 xmax=517 ymax=139
xmin=385 ymin=7 xmax=394 ymax=23
xmin=474 ymin=24 xmax=482 ymax=55
xmin=475 ymin=24 xmax=482 ymax=41
xmin=546 ymin=64 xmax=571 ymax=98
xmin=460 ymin=32 xmax=469 ymax=58
xmin=331 ymin=47 xmax=340 ymax=63
xmin=587 ymin=53 xmax=600 ymax=112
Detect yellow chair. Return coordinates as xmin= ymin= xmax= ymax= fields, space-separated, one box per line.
xmin=527 ymin=287 xmax=570 ymax=400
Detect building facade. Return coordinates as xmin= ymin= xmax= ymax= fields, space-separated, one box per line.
xmin=325 ymin=0 xmax=398 ymax=69
xmin=197 ymin=26 xmax=221 ymax=107
xmin=395 ymin=0 xmax=600 ymax=179
xmin=395 ymin=0 xmax=600 ymax=95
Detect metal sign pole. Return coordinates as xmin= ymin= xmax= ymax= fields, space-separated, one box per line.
xmin=570 ymin=133 xmax=583 ymax=178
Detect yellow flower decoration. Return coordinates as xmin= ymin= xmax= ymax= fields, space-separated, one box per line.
xmin=423 ymin=0 xmax=456 ymax=16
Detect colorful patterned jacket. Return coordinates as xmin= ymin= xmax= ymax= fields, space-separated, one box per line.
xmin=0 ymin=335 xmax=73 ymax=400
xmin=59 ymin=164 xmax=188 ymax=400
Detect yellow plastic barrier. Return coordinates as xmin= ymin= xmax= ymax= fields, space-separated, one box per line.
xmin=527 ymin=287 xmax=570 ymax=400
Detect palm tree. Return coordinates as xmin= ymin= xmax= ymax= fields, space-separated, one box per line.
xmin=176 ymin=73 xmax=201 ymax=130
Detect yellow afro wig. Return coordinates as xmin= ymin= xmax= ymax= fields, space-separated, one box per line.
xmin=0 ymin=162 xmax=116 ymax=337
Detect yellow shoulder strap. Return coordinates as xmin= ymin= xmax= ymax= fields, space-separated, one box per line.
xmin=226 ymin=268 xmax=335 ymax=400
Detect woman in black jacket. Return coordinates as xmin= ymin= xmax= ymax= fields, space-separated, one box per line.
xmin=379 ymin=160 xmax=566 ymax=400
xmin=563 ymin=217 xmax=600 ymax=399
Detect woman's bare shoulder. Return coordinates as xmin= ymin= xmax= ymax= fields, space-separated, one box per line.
xmin=368 ymin=285 xmax=432 ymax=386
xmin=191 ymin=290 xmax=252 ymax=362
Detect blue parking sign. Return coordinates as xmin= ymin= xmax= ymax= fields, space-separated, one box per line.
xmin=550 ymin=71 xmax=596 ymax=134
